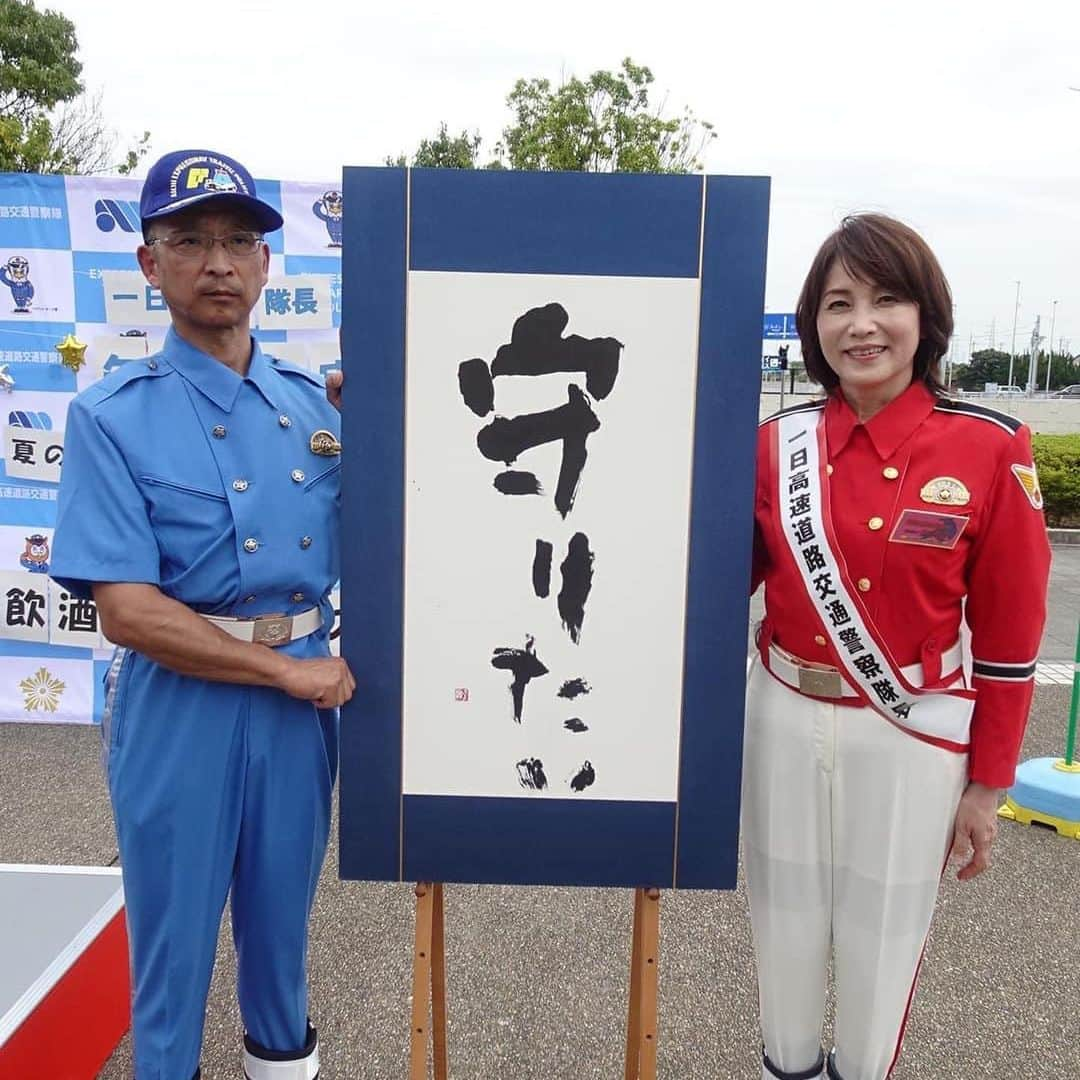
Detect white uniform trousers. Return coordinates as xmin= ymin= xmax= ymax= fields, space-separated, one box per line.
xmin=742 ymin=659 xmax=967 ymax=1080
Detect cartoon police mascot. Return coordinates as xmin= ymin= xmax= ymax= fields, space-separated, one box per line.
xmin=0 ymin=256 xmax=34 ymax=313
xmin=312 ymin=190 xmax=342 ymax=247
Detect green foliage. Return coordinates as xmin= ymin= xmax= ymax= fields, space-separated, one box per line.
xmin=390 ymin=57 xmax=714 ymax=175
xmin=0 ymin=1 xmax=147 ymax=174
xmin=953 ymin=349 xmax=1018 ymax=390
xmin=414 ymin=123 xmax=482 ymax=169
xmin=953 ymin=348 xmax=1080 ymax=392
xmin=500 ymin=58 xmax=713 ymax=173
xmin=1033 ymin=434 xmax=1080 ymax=527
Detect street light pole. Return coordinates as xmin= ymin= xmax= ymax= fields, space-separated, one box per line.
xmin=1046 ymin=300 xmax=1058 ymax=393
xmin=1008 ymin=280 xmax=1021 ymax=388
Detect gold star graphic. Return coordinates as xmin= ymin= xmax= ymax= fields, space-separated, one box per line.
xmin=55 ymin=333 xmax=88 ymax=373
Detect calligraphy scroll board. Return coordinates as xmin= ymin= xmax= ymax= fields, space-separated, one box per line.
xmin=340 ymin=168 xmax=769 ymax=889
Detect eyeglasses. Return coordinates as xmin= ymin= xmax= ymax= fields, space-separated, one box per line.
xmin=147 ymin=231 xmax=265 ymax=259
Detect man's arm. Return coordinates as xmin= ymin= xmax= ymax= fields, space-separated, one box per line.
xmin=94 ymin=582 xmax=355 ymax=708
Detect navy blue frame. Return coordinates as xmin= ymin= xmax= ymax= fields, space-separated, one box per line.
xmin=340 ymin=167 xmax=769 ymax=888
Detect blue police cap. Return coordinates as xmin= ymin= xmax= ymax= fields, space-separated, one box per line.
xmin=140 ymin=149 xmax=284 ymax=233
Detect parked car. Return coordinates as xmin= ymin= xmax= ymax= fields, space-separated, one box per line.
xmin=1051 ymin=384 xmax=1080 ymax=398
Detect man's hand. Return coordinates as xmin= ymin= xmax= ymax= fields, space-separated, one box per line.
xmin=325 ymin=369 xmax=343 ymax=412
xmin=948 ymin=781 xmax=1002 ymax=881
xmin=277 ymin=655 xmax=356 ymax=708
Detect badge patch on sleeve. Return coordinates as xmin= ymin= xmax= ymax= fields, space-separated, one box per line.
xmin=1010 ymin=464 xmax=1043 ymax=510
xmin=889 ymin=509 xmax=969 ymax=549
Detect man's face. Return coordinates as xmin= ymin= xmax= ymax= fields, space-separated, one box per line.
xmin=137 ymin=205 xmax=269 ymax=337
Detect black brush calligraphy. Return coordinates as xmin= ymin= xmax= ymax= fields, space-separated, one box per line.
xmin=558 ymin=533 xmax=594 ymax=644
xmin=516 ymin=757 xmax=548 ymax=790
xmin=532 ymin=540 xmax=553 ymax=598
xmin=477 ymin=384 xmax=599 ymax=518
xmin=570 ymin=760 xmax=596 ymax=792
xmin=491 ymin=635 xmax=548 ymax=723
xmin=490 ymin=303 xmax=622 ymax=400
xmin=557 ymin=678 xmax=591 ymax=700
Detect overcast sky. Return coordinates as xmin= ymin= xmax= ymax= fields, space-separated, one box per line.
xmin=48 ymin=0 xmax=1080 ymax=359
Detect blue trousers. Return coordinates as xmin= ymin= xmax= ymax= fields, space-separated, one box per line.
xmin=105 ymin=651 xmax=337 ymax=1080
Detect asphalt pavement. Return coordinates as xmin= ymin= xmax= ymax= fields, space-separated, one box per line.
xmin=2 ymin=548 xmax=1078 ymax=1080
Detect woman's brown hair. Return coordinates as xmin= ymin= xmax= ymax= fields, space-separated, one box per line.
xmin=795 ymin=213 xmax=953 ymax=395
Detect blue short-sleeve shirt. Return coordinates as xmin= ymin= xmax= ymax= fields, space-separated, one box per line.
xmin=51 ymin=329 xmax=341 ymax=620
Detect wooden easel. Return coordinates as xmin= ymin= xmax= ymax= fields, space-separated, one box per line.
xmin=624 ymin=887 xmax=661 ymax=1080
xmin=409 ymin=883 xmax=448 ymax=1080
xmin=408 ymin=883 xmax=661 ymax=1080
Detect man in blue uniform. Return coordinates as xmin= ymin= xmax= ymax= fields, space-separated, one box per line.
xmin=51 ymin=149 xmax=353 ymax=1080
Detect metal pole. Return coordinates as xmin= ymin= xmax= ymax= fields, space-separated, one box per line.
xmin=1008 ymin=280 xmax=1020 ymax=388
xmin=1065 ymin=620 xmax=1079 ymax=767
xmin=1046 ymin=300 xmax=1058 ymax=393
xmin=1027 ymin=317 xmax=1040 ymax=394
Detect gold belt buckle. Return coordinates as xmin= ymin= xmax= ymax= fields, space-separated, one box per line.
xmin=251 ymin=613 xmax=293 ymax=646
xmin=797 ymin=664 xmax=844 ymax=698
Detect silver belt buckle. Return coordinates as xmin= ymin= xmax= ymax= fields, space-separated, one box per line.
xmin=251 ymin=613 xmax=293 ymax=646
xmin=798 ymin=664 xmax=844 ymax=698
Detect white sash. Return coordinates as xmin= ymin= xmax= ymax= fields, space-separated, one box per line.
xmin=775 ymin=408 xmax=974 ymax=747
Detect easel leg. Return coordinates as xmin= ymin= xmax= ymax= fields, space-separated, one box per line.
xmin=409 ymin=883 xmax=449 ymax=1080
xmin=431 ymin=883 xmax=448 ymax=1080
xmin=624 ymin=887 xmax=660 ymax=1080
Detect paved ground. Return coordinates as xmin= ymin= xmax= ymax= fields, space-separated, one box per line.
xmin=2 ymin=548 xmax=1078 ymax=1080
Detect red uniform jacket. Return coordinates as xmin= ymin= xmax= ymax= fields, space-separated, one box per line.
xmin=753 ymin=382 xmax=1051 ymax=788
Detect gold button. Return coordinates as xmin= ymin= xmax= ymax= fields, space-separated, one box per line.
xmin=826 ymin=464 xmax=834 ymax=475
xmin=857 ymin=577 xmax=872 ymax=592
xmin=814 ymin=634 xmax=827 ymax=646
xmin=883 ymin=467 xmax=899 ymax=480
xmin=243 ymin=538 xmax=259 ymax=553
xmin=868 ymin=516 xmax=884 ymax=531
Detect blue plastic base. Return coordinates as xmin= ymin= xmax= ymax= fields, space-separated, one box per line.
xmin=1007 ymin=757 xmax=1080 ymax=821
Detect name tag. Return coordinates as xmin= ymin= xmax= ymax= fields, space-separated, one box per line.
xmin=889 ymin=509 xmax=969 ymax=549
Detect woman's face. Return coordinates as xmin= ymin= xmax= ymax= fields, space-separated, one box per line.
xmin=816 ymin=260 xmax=920 ymax=404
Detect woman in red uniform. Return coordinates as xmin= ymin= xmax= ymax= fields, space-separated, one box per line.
xmin=746 ymin=214 xmax=1050 ymax=1080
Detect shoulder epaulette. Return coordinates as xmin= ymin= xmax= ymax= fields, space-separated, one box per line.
xmin=759 ymin=398 xmax=825 ymax=427
xmin=933 ymin=397 xmax=1022 ymax=435
xmin=265 ymin=354 xmax=325 ymax=388
xmin=81 ymin=355 xmax=171 ymax=407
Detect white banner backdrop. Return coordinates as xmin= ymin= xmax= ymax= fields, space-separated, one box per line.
xmin=0 ymin=171 xmax=342 ymax=723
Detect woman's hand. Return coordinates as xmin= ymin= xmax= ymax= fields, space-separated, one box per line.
xmin=948 ymin=781 xmax=1002 ymax=881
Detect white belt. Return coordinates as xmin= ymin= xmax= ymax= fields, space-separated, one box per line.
xmin=204 ymin=606 xmax=323 ymax=647
xmin=766 ymin=639 xmax=963 ymax=700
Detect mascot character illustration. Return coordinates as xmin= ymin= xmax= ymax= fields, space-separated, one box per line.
xmin=20 ymin=534 xmax=50 ymax=573
xmin=313 ymin=190 xmax=343 ymax=247
xmin=0 ymin=256 xmax=34 ymax=313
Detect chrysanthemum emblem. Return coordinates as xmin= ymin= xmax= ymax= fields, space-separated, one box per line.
xmin=19 ymin=667 xmax=66 ymax=713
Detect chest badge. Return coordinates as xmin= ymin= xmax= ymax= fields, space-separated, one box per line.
xmin=309 ymin=429 xmax=341 ymax=456
xmin=1010 ymin=464 xmax=1043 ymax=510
xmin=919 ymin=476 xmax=970 ymax=507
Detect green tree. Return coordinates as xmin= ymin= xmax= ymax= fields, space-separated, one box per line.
xmin=387 ymin=122 xmax=485 ymax=169
xmin=0 ymin=0 xmax=148 ymax=174
xmin=390 ymin=58 xmax=713 ymax=175
xmin=499 ymin=58 xmax=713 ymax=173
xmin=953 ymin=349 xmax=1013 ymax=390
